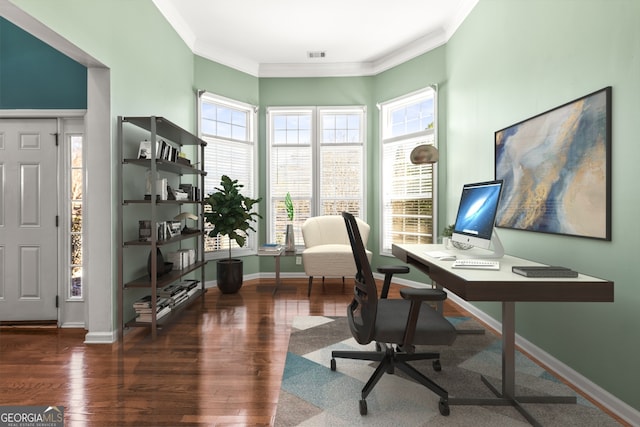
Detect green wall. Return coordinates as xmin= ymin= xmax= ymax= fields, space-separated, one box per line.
xmin=5 ymin=0 xmax=639 ymax=414
xmin=446 ymin=0 xmax=640 ymax=411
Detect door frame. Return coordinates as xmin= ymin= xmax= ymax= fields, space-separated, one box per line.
xmin=2 ymin=0 xmax=114 ymax=343
xmin=0 ymin=112 xmax=85 ymax=327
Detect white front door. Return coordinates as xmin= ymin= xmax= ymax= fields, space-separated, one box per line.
xmin=0 ymin=118 xmax=59 ymax=322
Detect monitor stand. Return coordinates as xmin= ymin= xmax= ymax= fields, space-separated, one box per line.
xmin=472 ymin=229 xmax=505 ymax=259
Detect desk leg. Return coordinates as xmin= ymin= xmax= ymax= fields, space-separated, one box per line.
xmin=449 ymin=301 xmax=576 ymax=426
xmin=502 ymin=301 xmax=516 ymax=397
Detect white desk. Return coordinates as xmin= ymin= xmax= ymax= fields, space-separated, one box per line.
xmin=392 ymin=243 xmax=614 ymax=426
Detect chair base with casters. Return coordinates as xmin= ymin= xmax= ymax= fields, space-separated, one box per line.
xmin=331 ymin=302 xmax=452 ymax=416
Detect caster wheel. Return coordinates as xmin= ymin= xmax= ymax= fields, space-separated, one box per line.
xmin=359 ymin=399 xmax=368 ymax=415
xmin=439 ymin=399 xmax=450 ymax=416
xmin=330 ymin=359 xmax=336 ymax=371
xmin=433 ymin=360 xmax=442 ymax=372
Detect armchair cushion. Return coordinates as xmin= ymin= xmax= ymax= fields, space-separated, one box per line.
xmin=302 ymin=215 xmax=371 ymax=278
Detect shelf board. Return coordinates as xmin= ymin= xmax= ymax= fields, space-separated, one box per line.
xmin=124 ymin=231 xmax=203 ymax=247
xmin=125 ymin=288 xmax=207 ymax=329
xmin=123 ymin=158 xmax=206 ymax=175
xmin=124 ymin=261 xmax=208 ymax=288
xmin=123 ymin=199 xmax=203 ymax=205
xmin=122 ymin=116 xmax=207 ymax=147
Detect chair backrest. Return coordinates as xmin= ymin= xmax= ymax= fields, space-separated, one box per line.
xmin=342 ymin=211 xmax=378 ymax=345
xmin=302 ymin=215 xmax=370 ymax=248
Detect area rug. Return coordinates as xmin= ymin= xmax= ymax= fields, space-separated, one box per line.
xmin=275 ymin=316 xmax=620 ymax=426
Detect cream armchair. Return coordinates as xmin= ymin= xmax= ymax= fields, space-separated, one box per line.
xmin=301 ymin=215 xmax=372 ymax=297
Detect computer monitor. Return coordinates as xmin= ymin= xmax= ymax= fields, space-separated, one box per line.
xmin=451 ymin=180 xmax=505 ymax=259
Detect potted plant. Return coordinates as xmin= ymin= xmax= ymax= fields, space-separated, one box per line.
xmin=204 ymin=175 xmax=262 ymax=294
xmin=442 ymin=223 xmax=472 ymax=250
xmin=284 ymin=192 xmax=295 ymax=252
xmin=442 ymin=223 xmax=455 ymax=239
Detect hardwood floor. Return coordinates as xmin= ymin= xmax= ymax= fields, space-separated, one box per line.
xmin=0 ymin=278 xmax=619 ymax=426
xmin=0 ymin=278 xmax=461 ymax=426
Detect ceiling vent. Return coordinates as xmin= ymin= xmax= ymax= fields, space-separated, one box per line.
xmin=307 ymin=51 xmax=326 ymax=59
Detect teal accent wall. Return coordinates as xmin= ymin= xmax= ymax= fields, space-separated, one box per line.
xmin=0 ymin=17 xmax=86 ymax=108
xmin=5 ymin=0 xmax=640 ymax=414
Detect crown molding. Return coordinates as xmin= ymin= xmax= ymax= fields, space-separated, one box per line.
xmin=203 ymin=27 xmax=449 ymax=79
xmin=155 ymin=0 xmax=479 ymax=78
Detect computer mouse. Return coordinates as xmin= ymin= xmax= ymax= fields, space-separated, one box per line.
xmin=440 ymin=256 xmax=456 ymax=261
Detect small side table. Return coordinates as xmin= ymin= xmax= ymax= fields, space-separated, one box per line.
xmin=257 ymin=248 xmax=297 ymax=295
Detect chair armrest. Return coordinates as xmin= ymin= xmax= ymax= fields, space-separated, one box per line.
xmin=399 ymin=288 xmax=448 ymax=349
xmin=377 ymin=265 xmax=410 ymax=299
xmin=400 ymin=287 xmax=447 ymax=302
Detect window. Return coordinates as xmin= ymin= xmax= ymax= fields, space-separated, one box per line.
xmin=267 ymin=106 xmax=365 ymax=245
xmin=67 ymin=132 xmax=84 ymax=299
xmin=199 ymin=92 xmax=258 ymax=257
xmin=380 ymin=87 xmax=437 ymax=254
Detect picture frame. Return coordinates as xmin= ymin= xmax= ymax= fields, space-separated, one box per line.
xmin=137 ymin=140 xmax=151 ymax=159
xmin=494 ymin=86 xmax=612 ymax=240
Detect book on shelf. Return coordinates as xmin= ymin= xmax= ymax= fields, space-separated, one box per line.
xmin=258 ymin=244 xmax=284 ymax=255
xmin=158 ymin=280 xmax=200 ymax=307
xmin=137 ymin=305 xmax=171 ymax=322
xmin=132 ymin=296 xmax=171 ymax=318
xmin=132 ymin=295 xmax=171 ymax=309
xmin=158 ymin=283 xmax=185 ymax=298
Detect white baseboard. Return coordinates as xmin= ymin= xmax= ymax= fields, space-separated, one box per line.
xmin=84 ymin=331 xmax=116 ymax=344
xmin=59 ymin=321 xmax=85 ymax=329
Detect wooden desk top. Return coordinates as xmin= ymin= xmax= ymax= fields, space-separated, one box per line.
xmin=392 ymin=244 xmax=614 ymax=303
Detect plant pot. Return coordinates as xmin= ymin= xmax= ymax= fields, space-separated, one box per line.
xmin=216 ymin=258 xmax=243 ymax=294
xmin=285 ymin=223 xmax=295 ymax=252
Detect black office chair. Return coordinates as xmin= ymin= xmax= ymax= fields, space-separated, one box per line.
xmin=331 ymin=212 xmax=456 ymax=416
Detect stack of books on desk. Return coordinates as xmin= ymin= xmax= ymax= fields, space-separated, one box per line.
xmin=133 ymin=295 xmax=171 ymax=322
xmin=258 ymin=244 xmax=284 ymax=255
xmin=512 ymin=265 xmax=579 ymax=278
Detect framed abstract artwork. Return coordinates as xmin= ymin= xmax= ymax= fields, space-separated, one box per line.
xmin=495 ymin=87 xmax=612 ymax=240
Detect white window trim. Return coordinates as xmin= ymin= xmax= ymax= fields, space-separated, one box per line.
xmin=198 ymin=91 xmax=260 ymax=260
xmin=60 ymin=118 xmax=85 ymax=301
xmin=378 ymin=86 xmax=438 ymax=256
xmin=266 ymin=105 xmax=367 ymax=245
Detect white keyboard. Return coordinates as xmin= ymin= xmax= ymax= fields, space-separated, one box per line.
xmin=452 ymin=259 xmax=500 ymax=270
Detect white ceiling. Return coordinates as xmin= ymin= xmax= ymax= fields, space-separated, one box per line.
xmin=152 ymin=0 xmax=478 ymax=78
